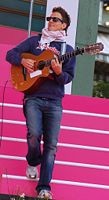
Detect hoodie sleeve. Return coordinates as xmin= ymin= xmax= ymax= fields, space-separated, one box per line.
xmin=6 ymin=36 xmax=38 ymax=66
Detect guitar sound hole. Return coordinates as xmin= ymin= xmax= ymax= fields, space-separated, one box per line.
xmin=38 ymin=60 xmax=46 ymax=70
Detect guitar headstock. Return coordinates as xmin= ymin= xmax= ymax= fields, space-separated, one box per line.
xmin=84 ymin=42 xmax=104 ymax=55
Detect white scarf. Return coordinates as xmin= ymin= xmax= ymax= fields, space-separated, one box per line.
xmin=38 ymin=28 xmax=66 ymax=49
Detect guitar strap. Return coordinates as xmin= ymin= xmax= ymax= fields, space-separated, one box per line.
xmin=60 ymin=41 xmax=66 ymax=55
xmin=48 ymin=41 xmax=66 ymax=80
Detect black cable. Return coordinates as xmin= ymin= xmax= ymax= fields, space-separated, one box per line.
xmin=0 ymin=80 xmax=9 ymax=148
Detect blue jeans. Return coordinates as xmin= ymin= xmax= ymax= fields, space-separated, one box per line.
xmin=23 ymin=96 xmax=62 ymax=192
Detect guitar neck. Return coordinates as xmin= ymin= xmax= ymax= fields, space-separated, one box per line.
xmin=38 ymin=42 xmax=103 ymax=69
xmin=59 ymin=47 xmax=85 ymax=62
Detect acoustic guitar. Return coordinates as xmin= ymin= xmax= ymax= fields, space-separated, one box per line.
xmin=11 ymin=42 xmax=104 ymax=94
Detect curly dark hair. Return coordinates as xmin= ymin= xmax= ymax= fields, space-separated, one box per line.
xmin=52 ymin=7 xmax=71 ymax=35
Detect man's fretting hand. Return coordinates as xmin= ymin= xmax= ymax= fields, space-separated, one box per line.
xmin=51 ymin=55 xmax=62 ymax=75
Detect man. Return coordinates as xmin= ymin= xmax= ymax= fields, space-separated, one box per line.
xmin=6 ymin=7 xmax=76 ymax=199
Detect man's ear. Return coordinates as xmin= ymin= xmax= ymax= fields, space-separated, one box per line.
xmin=62 ymin=22 xmax=67 ymax=30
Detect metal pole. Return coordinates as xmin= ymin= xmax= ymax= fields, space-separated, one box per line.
xmin=98 ymin=1 xmax=103 ymax=25
xmin=28 ymin=0 xmax=34 ymax=38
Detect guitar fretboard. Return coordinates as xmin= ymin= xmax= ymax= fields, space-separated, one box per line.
xmin=59 ymin=48 xmax=85 ymax=62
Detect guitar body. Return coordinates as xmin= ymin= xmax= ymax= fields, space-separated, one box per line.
xmin=11 ymin=49 xmax=54 ymax=94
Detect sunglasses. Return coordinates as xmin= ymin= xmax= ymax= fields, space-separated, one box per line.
xmin=46 ymin=17 xmax=63 ymax=23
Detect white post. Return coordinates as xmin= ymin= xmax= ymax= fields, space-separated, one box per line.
xmin=46 ymin=0 xmax=79 ymax=94
xmin=28 ymin=0 xmax=34 ymax=38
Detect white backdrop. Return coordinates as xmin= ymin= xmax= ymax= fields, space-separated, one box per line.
xmin=46 ymin=0 xmax=79 ymax=94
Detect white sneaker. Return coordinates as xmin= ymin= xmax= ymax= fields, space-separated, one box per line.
xmin=26 ymin=164 xmax=38 ymax=179
xmin=37 ymin=189 xmax=52 ymax=199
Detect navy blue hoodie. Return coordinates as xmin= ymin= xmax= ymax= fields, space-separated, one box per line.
xmin=6 ymin=35 xmax=76 ymax=99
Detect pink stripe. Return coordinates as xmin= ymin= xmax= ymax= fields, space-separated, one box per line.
xmin=0 ymin=178 xmax=37 ymax=197
xmin=1 ymin=178 xmax=109 ymax=200
xmin=59 ymin=129 xmax=109 ymax=149
xmin=63 ymin=95 xmax=109 ymax=114
xmin=1 ymin=158 xmax=109 ymax=185
xmin=1 ymin=105 xmax=109 ymax=131
xmin=1 ymin=140 xmax=109 ymax=166
xmin=1 ymin=123 xmax=26 ymax=139
xmin=0 ymin=159 xmax=27 ymax=176
xmin=1 ymin=123 xmax=109 ymax=149
xmin=0 ymin=86 xmax=23 ymax=104
xmin=52 ymin=184 xmax=109 ymax=200
xmin=0 ymin=141 xmax=27 ymax=156
xmin=2 ymin=124 xmax=109 ymax=150
xmin=0 ymin=106 xmax=25 ymax=121
xmin=56 ymin=146 xmax=109 ymax=166
xmin=1 ymin=89 xmax=109 ymax=116
xmin=53 ymin=165 xmax=109 ymax=185
xmin=62 ymin=114 xmax=109 ymax=130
